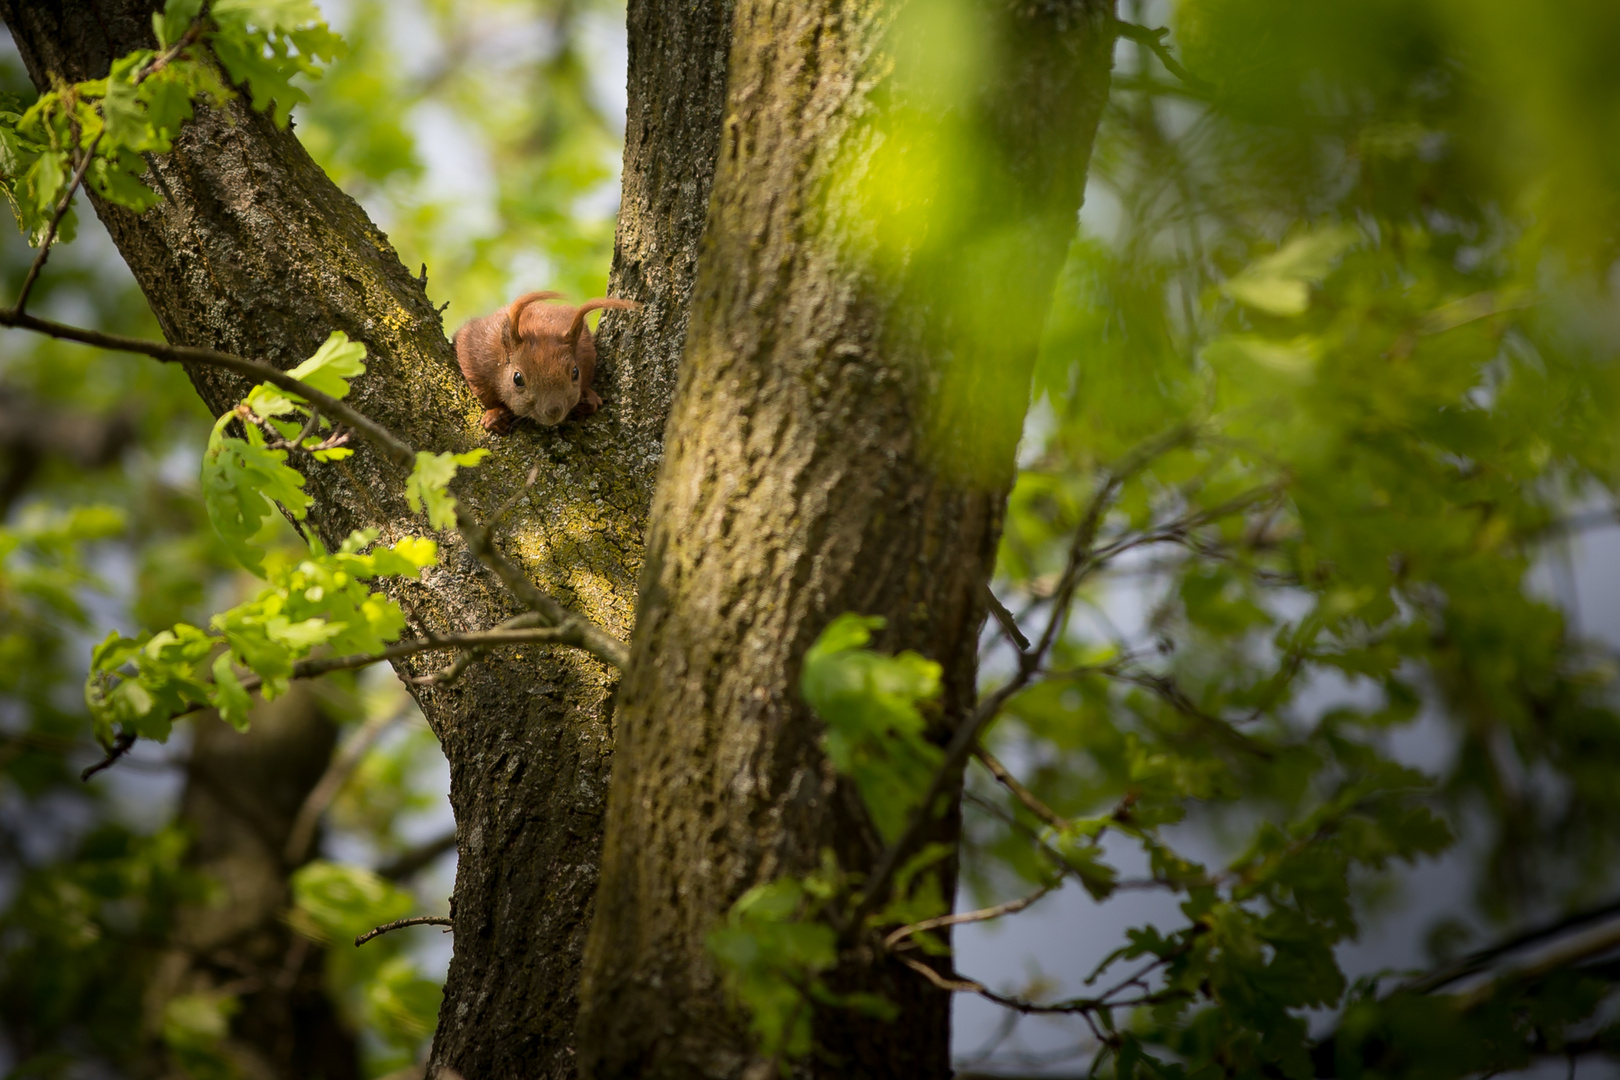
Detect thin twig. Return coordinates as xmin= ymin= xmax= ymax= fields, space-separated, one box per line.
xmin=885 ymin=883 xmax=1056 ymax=949
xmin=1109 ymin=668 xmax=1274 ymax=759
xmin=896 ymin=954 xmax=1191 ymax=1017
xmin=228 ymin=625 xmax=591 ymax=694
xmin=84 ymin=626 xmax=594 ymax=767
xmin=354 ymin=915 xmax=452 ymax=947
xmin=405 ymin=612 xmax=545 ymax=686
xmin=15 ymin=133 xmax=101 ymax=314
xmin=378 ymin=830 xmax=457 ymax=881
xmin=973 ymin=747 xmax=1068 ymax=831
xmin=487 ymin=462 xmax=543 ymax=530
xmin=0 ymin=307 xmax=419 ymax=467
xmin=983 ymin=582 xmax=1031 ymax=654
xmin=80 ymin=729 xmax=136 ymax=781
xmin=456 ymin=505 xmax=630 ymax=669
xmin=1112 ymin=19 xmax=1211 ymax=93
xmin=1403 ymin=895 xmax=1620 ymax=997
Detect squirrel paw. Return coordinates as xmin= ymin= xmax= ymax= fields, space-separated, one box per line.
xmin=571 ymin=389 xmax=603 ymax=419
xmin=481 ymin=407 xmax=517 ymax=434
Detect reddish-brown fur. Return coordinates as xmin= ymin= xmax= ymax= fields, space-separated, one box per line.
xmin=454 ymin=292 xmax=640 ymax=434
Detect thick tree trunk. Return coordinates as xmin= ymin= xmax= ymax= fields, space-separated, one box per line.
xmin=0 ymin=3 xmax=726 ymax=1077
xmin=578 ymin=2 xmax=1115 ymax=1077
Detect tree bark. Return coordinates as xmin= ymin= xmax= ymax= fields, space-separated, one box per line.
xmin=0 ymin=3 xmax=727 ymax=1076
xmin=577 ymin=2 xmax=1115 ymax=1077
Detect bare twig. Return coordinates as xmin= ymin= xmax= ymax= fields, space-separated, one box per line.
xmin=896 ymin=954 xmax=1190 ymax=1016
xmin=456 ymin=506 xmax=630 ymax=669
xmin=885 ymin=883 xmax=1056 ymax=949
xmin=487 ymin=461 xmax=543 ymax=530
xmin=80 ymin=729 xmax=136 ymax=781
xmin=354 ymin=915 xmax=452 ymax=947
xmin=1111 ymin=20 xmax=1211 ymax=95
xmin=0 ymin=307 xmax=419 ymax=467
xmin=973 ymin=747 xmax=1068 ymax=831
xmin=405 ymin=612 xmax=545 ymax=686
xmin=983 ymin=583 xmax=1031 ymax=654
xmin=1404 ymin=893 xmax=1620 ymax=997
xmin=284 ymin=709 xmax=400 ymax=866
xmin=1108 ymin=668 xmax=1273 ymax=759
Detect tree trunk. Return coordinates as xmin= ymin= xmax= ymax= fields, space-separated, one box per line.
xmin=577 ymin=2 xmax=1114 ymax=1077
xmin=0 ymin=2 xmax=725 ymax=1076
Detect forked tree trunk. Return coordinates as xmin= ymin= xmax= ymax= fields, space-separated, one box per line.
xmin=4 ymin=1 xmax=1112 ymax=1077
xmin=0 ymin=2 xmax=725 ymax=1077
xmin=578 ymin=2 xmax=1114 ymax=1077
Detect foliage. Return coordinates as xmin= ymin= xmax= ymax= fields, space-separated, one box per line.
xmin=802 ymin=614 xmax=944 ymax=844
xmin=0 ymin=0 xmax=340 ymax=245
xmin=710 ymin=0 xmax=1620 ymax=1074
xmin=405 ymin=449 xmax=491 ymax=532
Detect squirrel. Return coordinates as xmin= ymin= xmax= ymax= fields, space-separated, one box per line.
xmin=453 ymin=291 xmax=640 ymax=434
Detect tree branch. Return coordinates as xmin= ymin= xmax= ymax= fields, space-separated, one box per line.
xmin=884 ymin=883 xmax=1055 ymax=949
xmin=0 ymin=306 xmax=418 ymax=467
xmin=354 ymin=915 xmax=452 ymax=947
xmin=896 ymin=954 xmax=1191 ymax=1017
xmin=973 ymin=747 xmax=1068 ymax=831
xmin=1110 ymin=20 xmax=1212 ymax=100
xmin=0 ymin=306 xmax=632 ymax=671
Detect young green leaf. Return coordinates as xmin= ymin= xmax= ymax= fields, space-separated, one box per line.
xmin=802 ymin=613 xmax=944 ymax=843
xmin=404 ymin=449 xmax=489 ymax=531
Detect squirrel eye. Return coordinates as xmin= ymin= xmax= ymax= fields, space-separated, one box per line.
xmin=572 ymin=365 xmax=580 ymax=381
xmin=512 ymin=370 xmax=525 ymax=388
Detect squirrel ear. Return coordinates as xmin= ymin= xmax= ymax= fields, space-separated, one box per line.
xmin=565 ymin=297 xmax=642 ymax=348
xmin=503 ymin=291 xmax=566 ymax=349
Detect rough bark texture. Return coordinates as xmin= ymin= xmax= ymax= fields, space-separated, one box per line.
xmin=578 ymin=2 xmax=1116 ymax=1077
xmin=144 ymin=691 xmax=359 ymax=1080
xmin=0 ymin=3 xmax=725 ymax=1076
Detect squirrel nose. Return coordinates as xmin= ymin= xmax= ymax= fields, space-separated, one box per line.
xmin=544 ymin=405 xmax=567 ymax=425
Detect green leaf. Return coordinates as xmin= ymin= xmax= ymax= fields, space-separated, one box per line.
xmin=404 ymin=449 xmax=488 ymax=531
xmin=1221 ymin=225 xmax=1359 ymax=316
xmin=286 ymin=330 xmax=367 ymax=399
xmin=708 ymin=878 xmax=838 ymax=1062
xmin=210 ymin=653 xmax=252 ymax=732
xmin=802 ymin=613 xmax=944 ymax=843
xmin=154 ymin=0 xmax=204 ymax=48
xmin=207 ymin=0 xmax=345 ymax=128
xmin=290 ymin=861 xmax=414 ymax=943
xmin=200 ymin=413 xmax=312 ymax=573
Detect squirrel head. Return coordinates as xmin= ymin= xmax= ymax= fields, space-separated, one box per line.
xmin=497 ymin=292 xmax=575 ymax=427
xmin=494 ymin=293 xmax=641 ymax=427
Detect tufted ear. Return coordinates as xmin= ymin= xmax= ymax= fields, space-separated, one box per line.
xmin=565 ymin=297 xmax=642 ymax=349
xmin=502 ymin=291 xmax=565 ymax=351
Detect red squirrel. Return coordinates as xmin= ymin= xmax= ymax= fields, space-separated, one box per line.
xmin=454 ymin=291 xmax=639 ymax=434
